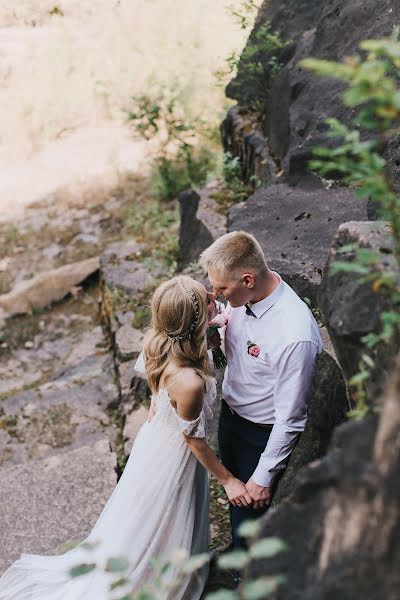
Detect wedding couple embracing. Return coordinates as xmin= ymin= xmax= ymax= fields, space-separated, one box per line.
xmin=0 ymin=231 xmax=322 ymax=599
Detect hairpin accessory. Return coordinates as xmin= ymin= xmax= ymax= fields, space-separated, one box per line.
xmin=165 ymin=287 xmax=200 ymax=341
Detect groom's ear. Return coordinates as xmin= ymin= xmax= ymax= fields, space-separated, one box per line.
xmin=241 ymin=273 xmax=255 ymax=289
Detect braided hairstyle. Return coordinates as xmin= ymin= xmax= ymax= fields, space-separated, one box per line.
xmin=142 ymin=275 xmax=210 ymax=393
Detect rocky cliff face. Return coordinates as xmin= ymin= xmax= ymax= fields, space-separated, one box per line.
xmin=252 ymin=357 xmax=400 ymax=600
xmin=220 ymin=1 xmax=400 ymax=596
xmin=224 ymin=0 xmax=400 ymax=184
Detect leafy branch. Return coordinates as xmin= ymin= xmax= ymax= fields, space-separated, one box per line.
xmin=302 ymin=32 xmax=400 ymax=416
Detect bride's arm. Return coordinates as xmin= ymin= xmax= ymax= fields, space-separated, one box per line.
xmin=186 ymin=436 xmax=251 ymax=506
xmin=175 ymin=377 xmax=252 ymax=507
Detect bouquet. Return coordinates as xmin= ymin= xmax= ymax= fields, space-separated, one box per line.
xmin=207 ymin=307 xmax=231 ymax=369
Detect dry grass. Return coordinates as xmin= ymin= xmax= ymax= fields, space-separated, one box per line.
xmin=0 ymin=0 xmax=250 ymax=158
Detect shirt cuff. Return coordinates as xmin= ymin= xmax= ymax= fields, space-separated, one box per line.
xmin=251 ymin=464 xmax=277 ymax=488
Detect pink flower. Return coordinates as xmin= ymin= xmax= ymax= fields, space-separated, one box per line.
xmin=248 ymin=344 xmax=260 ymax=357
xmin=209 ymin=307 xmax=231 ymax=328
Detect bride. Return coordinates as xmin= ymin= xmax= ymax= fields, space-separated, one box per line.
xmin=0 ymin=275 xmax=251 ymax=599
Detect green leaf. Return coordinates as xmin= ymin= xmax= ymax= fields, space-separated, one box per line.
xmin=249 ymin=537 xmax=289 ymax=560
xmin=181 ymin=553 xmax=210 ymax=574
xmin=80 ymin=540 xmax=101 ymax=551
xmin=242 ymin=575 xmax=285 ymax=599
xmin=110 ymin=577 xmax=130 ymax=590
xmin=204 ymin=590 xmax=238 ymax=600
xmin=330 ymin=261 xmax=370 ymax=275
xmin=160 ymin=561 xmax=171 ymax=575
xmin=336 ymin=243 xmax=358 ymax=254
xmin=349 ymin=370 xmax=370 ymax=386
xmin=105 ymin=557 xmax=130 ymax=573
xmin=237 ymin=519 xmax=262 ymax=538
xmin=69 ymin=563 xmax=96 ymax=578
xmin=218 ymin=550 xmax=249 ymax=570
xmin=361 ymin=332 xmax=381 ymax=349
xmin=361 ymin=353 xmax=375 ymax=369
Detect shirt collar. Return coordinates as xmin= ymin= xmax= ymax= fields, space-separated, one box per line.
xmin=246 ymin=272 xmax=284 ymax=319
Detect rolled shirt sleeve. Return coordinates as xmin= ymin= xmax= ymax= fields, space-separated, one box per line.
xmin=251 ymin=341 xmax=319 ymax=488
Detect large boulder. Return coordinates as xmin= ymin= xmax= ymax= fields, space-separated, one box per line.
xmin=317 ymin=221 xmax=398 ymax=398
xmin=0 ymin=257 xmax=99 ymax=317
xmin=178 ymin=187 xmax=226 ymax=270
xmin=250 ymin=355 xmax=400 ymax=600
xmin=273 ymin=350 xmax=348 ymax=503
xmin=228 ymin=181 xmax=368 ymax=304
xmin=225 ymin=0 xmax=400 ymax=181
xmin=0 ymin=439 xmax=117 ymax=574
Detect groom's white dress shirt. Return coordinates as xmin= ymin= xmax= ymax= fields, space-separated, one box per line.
xmin=222 ymin=272 xmax=323 ymax=488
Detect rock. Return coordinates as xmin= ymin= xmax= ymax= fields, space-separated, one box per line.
xmin=64 ymin=325 xmax=107 ymax=368
xmin=116 ymin=360 xmax=150 ymax=408
xmin=226 ymin=0 xmax=400 ymax=180
xmin=100 ymin=240 xmax=161 ymax=335
xmin=319 ymin=326 xmax=336 ymax=361
xmin=221 ymin=105 xmax=277 ymax=185
xmin=228 ymin=181 xmax=368 ymax=304
xmin=197 ymin=186 xmax=227 ymax=244
xmin=0 ymin=257 xmax=99 ymax=316
xmin=115 ymin=324 xmax=143 ymax=362
xmin=317 ymin=221 xmax=397 ymax=397
xmin=178 ymin=188 xmax=226 ymax=270
xmin=0 ymin=353 xmax=119 ymax=467
xmin=178 ymin=190 xmax=213 ymax=269
xmin=123 ymin=406 xmax=149 ymax=455
xmin=0 ymin=439 xmax=117 ymax=575
xmin=100 ymin=240 xmax=159 ymax=408
xmin=273 ymin=350 xmax=348 ymax=503
xmin=250 ymin=355 xmax=400 ymax=600
xmin=100 ymin=240 xmax=156 ymax=300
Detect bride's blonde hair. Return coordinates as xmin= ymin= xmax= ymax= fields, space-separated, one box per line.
xmin=142 ymin=275 xmax=210 ymax=393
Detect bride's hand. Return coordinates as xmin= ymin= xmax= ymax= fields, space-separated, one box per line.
xmin=223 ymin=476 xmax=253 ymax=507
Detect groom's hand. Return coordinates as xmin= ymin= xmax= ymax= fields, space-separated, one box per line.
xmin=245 ymin=479 xmax=271 ymax=510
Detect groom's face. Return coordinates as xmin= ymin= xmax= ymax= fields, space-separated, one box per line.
xmin=207 ymin=268 xmax=250 ymax=308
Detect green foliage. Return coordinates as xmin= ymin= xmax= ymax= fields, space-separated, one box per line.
xmin=302 ymin=31 xmax=400 ymax=414
xmin=69 ymin=563 xmax=96 ymax=578
xmin=303 ymin=297 xmax=321 ymax=323
xmin=216 ymin=21 xmax=289 ymax=106
xmin=210 ymin=152 xmax=261 ymax=210
xmin=127 ymin=90 xmax=217 ymax=200
xmin=69 ymin=519 xmax=287 ymax=599
xmin=209 ymin=520 xmax=287 ymax=599
xmin=122 ymin=199 xmax=179 ymax=273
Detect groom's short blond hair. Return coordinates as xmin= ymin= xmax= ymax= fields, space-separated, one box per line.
xmin=199 ymin=231 xmax=269 ymax=278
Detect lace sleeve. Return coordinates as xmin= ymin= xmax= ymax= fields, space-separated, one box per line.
xmin=177 ymin=412 xmax=206 ymax=439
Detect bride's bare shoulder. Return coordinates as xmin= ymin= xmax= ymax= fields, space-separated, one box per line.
xmin=168 ymin=369 xmax=205 ymax=418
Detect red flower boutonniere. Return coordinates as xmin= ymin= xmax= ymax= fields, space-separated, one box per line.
xmin=247 ymin=340 xmax=260 ymax=357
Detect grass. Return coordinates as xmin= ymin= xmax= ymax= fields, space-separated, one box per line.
xmin=0 ymin=0 xmax=249 ymax=159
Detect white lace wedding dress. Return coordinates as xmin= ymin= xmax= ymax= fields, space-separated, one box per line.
xmin=0 ymin=376 xmax=216 ymax=600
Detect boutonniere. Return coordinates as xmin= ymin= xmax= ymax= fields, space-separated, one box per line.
xmin=247 ymin=340 xmax=260 ymax=357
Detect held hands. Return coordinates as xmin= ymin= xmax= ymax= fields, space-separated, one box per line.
xmin=223 ymin=476 xmax=253 ymax=508
xmin=245 ymin=479 xmax=271 ymax=510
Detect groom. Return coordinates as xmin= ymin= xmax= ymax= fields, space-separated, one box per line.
xmin=200 ymin=231 xmax=323 ymax=549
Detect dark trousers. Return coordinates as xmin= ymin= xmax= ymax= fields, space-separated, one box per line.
xmin=218 ymin=400 xmax=272 ymax=549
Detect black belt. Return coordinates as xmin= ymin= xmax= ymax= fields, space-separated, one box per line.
xmin=222 ymin=399 xmax=273 ymax=431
